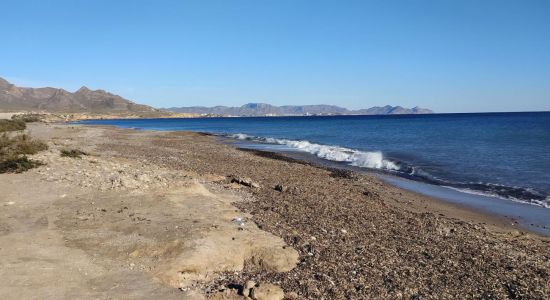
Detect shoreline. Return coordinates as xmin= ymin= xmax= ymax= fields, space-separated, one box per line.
xmin=75 ymin=116 xmax=550 ymax=213
xmin=82 ymin=124 xmax=541 ymax=237
xmin=1 ymin=122 xmax=549 ymax=298
xmin=234 ymin=147 xmax=528 ymax=235
xmin=220 ymin=135 xmax=550 ymax=236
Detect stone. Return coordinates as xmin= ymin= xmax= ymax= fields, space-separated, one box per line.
xmin=274 ymin=184 xmax=288 ymax=192
xmin=230 ymin=176 xmax=260 ymax=188
xmin=243 ymin=280 xmax=257 ymax=297
xmin=250 ymin=283 xmax=285 ymax=300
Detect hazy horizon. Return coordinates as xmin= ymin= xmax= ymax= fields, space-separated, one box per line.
xmin=3 ymin=75 xmax=550 ymax=114
xmin=1 ymin=0 xmax=549 ymax=113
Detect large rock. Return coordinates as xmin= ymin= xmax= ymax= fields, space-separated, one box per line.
xmin=249 ymin=283 xmax=285 ymax=300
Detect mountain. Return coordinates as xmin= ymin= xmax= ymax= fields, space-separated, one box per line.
xmin=165 ymin=103 xmax=433 ymax=116
xmin=0 ymin=77 xmax=433 ymax=116
xmin=0 ymin=77 xmax=156 ymax=113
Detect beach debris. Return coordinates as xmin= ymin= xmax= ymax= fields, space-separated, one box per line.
xmin=229 ymin=175 xmax=260 ymax=188
xmin=232 ymin=217 xmax=246 ymax=227
xmin=4 ymin=201 xmax=15 ymax=206
xmin=274 ymin=184 xmax=288 ymax=192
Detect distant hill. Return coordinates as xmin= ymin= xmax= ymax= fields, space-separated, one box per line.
xmin=165 ymin=103 xmax=433 ymax=116
xmin=0 ymin=77 xmax=156 ymax=113
xmin=0 ymin=76 xmax=433 ymax=116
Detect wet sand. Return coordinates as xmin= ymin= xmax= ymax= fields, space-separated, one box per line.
xmin=1 ymin=123 xmax=549 ymax=299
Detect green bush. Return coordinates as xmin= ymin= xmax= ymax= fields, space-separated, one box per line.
xmin=0 ymin=119 xmax=26 ymax=132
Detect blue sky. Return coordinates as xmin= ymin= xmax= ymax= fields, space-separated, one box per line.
xmin=1 ymin=0 xmax=549 ymax=112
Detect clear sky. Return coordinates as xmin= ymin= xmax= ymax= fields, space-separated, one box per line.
xmin=1 ymin=0 xmax=549 ymax=112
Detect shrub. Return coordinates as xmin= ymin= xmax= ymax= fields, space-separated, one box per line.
xmin=0 ymin=156 xmax=44 ymax=173
xmin=0 ymin=119 xmax=26 ymax=132
xmin=0 ymin=134 xmax=48 ymax=156
xmin=11 ymin=113 xmax=42 ymax=123
xmin=60 ymin=149 xmax=88 ymax=158
xmin=0 ymin=133 xmax=48 ymax=173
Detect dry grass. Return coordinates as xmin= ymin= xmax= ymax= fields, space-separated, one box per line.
xmin=0 ymin=156 xmax=44 ymax=173
xmin=60 ymin=149 xmax=88 ymax=158
xmin=0 ymin=119 xmax=26 ymax=132
xmin=11 ymin=113 xmax=43 ymax=123
xmin=0 ymin=134 xmax=48 ymax=156
xmin=0 ymin=134 xmax=48 ymax=173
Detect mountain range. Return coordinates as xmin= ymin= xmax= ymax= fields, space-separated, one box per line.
xmin=0 ymin=77 xmax=156 ymax=113
xmin=0 ymin=77 xmax=433 ymax=116
xmin=165 ymin=103 xmax=433 ymax=116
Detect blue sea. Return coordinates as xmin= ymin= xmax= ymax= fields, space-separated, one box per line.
xmin=79 ymin=112 xmax=550 ymax=209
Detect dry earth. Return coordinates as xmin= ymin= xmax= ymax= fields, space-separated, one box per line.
xmin=0 ymin=124 xmax=297 ymax=299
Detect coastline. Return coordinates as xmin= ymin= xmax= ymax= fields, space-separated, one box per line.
xmin=1 ymin=122 xmax=549 ymax=298
xmin=232 ymin=147 xmax=529 ymax=236
xmin=225 ymin=137 xmax=550 ymax=236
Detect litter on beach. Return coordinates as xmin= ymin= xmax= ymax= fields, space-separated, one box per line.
xmin=232 ymin=217 xmax=245 ymax=226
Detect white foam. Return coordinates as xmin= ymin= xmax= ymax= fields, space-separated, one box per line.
xmin=230 ymin=133 xmax=400 ymax=171
xmin=443 ymin=186 xmax=550 ymax=208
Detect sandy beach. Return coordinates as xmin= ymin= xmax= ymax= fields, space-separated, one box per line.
xmin=1 ymin=123 xmax=549 ymax=299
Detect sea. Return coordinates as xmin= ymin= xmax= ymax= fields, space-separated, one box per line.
xmin=78 ymin=112 xmax=550 ymax=234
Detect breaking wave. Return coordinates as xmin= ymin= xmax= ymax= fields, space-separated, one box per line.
xmin=228 ymin=133 xmax=550 ymax=208
xmin=229 ymin=133 xmax=400 ymax=171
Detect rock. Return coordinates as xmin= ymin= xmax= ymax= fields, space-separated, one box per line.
xmin=274 ymin=184 xmax=288 ymax=192
xmin=249 ymin=246 xmax=299 ymax=272
xmin=230 ymin=176 xmax=260 ymax=188
xmin=243 ymin=280 xmax=257 ymax=296
xmin=250 ymin=283 xmax=284 ymax=300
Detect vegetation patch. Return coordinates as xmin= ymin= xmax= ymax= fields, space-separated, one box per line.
xmin=0 ymin=119 xmax=26 ymax=132
xmin=61 ymin=149 xmax=88 ymax=158
xmin=11 ymin=113 xmax=43 ymax=123
xmin=0 ymin=134 xmax=48 ymax=156
xmin=0 ymin=156 xmax=44 ymax=173
xmin=0 ymin=133 xmax=48 ymax=174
